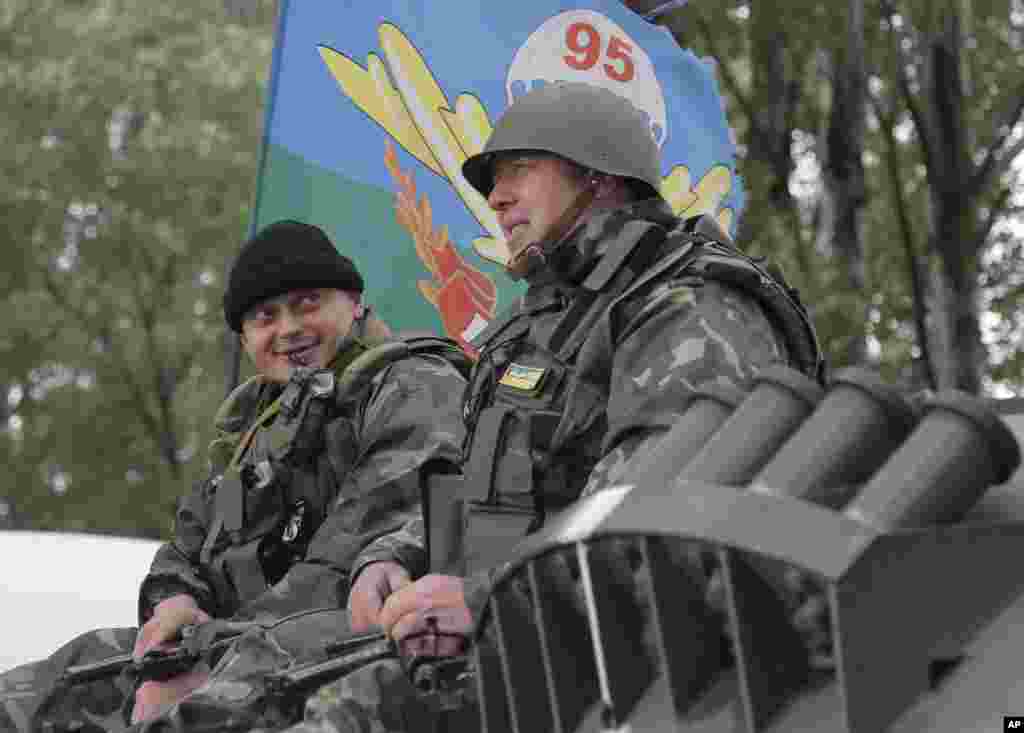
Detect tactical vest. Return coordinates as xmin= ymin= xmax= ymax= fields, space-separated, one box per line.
xmin=446 ymin=214 xmax=824 ymax=573
xmin=200 ymin=335 xmax=472 ymax=614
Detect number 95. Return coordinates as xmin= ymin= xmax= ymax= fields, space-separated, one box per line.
xmin=562 ymin=21 xmax=636 ymax=83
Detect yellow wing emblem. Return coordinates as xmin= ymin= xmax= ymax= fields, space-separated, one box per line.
xmin=321 ymin=24 xmax=738 ymax=263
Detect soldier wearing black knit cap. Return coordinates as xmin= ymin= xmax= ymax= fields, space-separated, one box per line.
xmin=0 ymin=221 xmax=470 ymax=731
xmin=222 ymin=219 xmax=391 ymax=384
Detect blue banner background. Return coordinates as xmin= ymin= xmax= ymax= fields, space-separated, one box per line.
xmin=253 ymin=0 xmax=743 ymax=347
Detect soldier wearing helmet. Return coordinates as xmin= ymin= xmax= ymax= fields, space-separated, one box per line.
xmin=463 ymin=82 xmax=663 ymax=280
xmin=274 ymin=82 xmax=822 ymax=732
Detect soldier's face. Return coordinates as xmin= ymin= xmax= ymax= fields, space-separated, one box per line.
xmin=488 ymin=154 xmax=589 ymax=257
xmin=240 ymin=287 xmax=360 ymax=383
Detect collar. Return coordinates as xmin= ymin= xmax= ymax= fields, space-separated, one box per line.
xmin=523 ymin=197 xmax=677 ymax=289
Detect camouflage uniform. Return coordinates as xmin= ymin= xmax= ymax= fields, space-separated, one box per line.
xmin=0 ymin=345 xmax=467 ymax=733
xmin=277 ymin=198 xmax=816 ymax=733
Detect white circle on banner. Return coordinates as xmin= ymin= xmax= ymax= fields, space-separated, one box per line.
xmin=506 ymin=10 xmax=668 ymax=148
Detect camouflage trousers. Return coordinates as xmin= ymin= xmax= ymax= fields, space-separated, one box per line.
xmin=122 ymin=643 xmax=475 ymax=733
xmin=277 ymin=658 xmax=476 ymax=733
xmin=0 ymin=626 xmax=472 ymax=733
xmin=124 ymin=626 xmax=299 ymax=733
xmin=0 ymin=626 xmax=137 ymax=733
xmin=0 ymin=623 xmax=314 ymax=733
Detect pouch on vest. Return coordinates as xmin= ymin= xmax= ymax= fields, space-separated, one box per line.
xmin=434 ymin=406 xmax=560 ymax=573
xmin=258 ymin=498 xmax=317 ymax=587
xmin=460 ymin=501 xmax=537 ymax=574
xmin=425 ymin=474 xmax=536 ymax=576
xmin=446 ymin=214 xmax=825 ymax=583
xmin=203 ymin=369 xmax=336 ymax=611
xmin=206 ymin=335 xmax=472 ymax=612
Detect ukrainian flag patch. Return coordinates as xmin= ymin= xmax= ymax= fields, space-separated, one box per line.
xmin=499 ymin=363 xmax=547 ymax=392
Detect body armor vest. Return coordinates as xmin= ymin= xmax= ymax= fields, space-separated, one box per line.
xmin=200 ymin=335 xmax=471 ymax=614
xmin=446 ymin=214 xmax=823 ymax=573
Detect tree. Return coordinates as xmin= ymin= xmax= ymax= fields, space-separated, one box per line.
xmin=0 ymin=0 xmax=275 ymax=536
xmin=3 ymin=0 xmax=1021 ymax=538
xmin=658 ymin=0 xmax=1024 ymax=394
xmin=818 ymin=0 xmax=871 ymax=367
xmin=877 ymin=0 xmax=1024 ymax=393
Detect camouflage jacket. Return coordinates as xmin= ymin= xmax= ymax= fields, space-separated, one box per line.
xmin=138 ymin=345 xmax=467 ymax=624
xmin=382 ymin=199 xmax=819 ymax=604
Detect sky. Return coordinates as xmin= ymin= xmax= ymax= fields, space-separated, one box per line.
xmin=0 ymin=532 xmax=160 ymax=671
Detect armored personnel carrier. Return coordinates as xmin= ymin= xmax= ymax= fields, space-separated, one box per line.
xmin=466 ymin=367 xmax=1024 ymax=733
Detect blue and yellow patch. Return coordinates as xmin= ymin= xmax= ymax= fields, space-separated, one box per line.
xmin=499 ymin=363 xmax=547 ymax=392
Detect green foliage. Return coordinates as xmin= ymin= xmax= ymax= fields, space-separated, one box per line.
xmin=1 ymin=0 xmax=1021 ymax=537
xmin=667 ymin=0 xmax=1024 ymax=394
xmin=0 ymin=0 xmax=275 ymax=536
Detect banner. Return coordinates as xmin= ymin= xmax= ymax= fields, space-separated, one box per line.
xmin=252 ymin=0 xmax=742 ymax=350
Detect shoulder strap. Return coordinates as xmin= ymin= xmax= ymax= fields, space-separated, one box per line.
xmin=545 ymin=222 xmax=690 ymax=359
xmin=470 ymin=287 xmax=574 ymax=355
xmin=397 ymin=333 xmax=476 ymax=381
xmin=213 ymin=375 xmax=265 ymax=435
xmin=541 ymin=212 xmax=825 ymax=383
xmin=612 ymin=215 xmax=825 ymax=383
xmin=470 ymin=296 xmax=525 ymax=350
xmin=580 ymin=220 xmax=670 ymax=292
xmin=331 ymin=334 xmax=474 ymax=402
xmin=208 ymin=389 xmax=290 ymax=542
xmin=680 ymin=244 xmax=825 ymax=383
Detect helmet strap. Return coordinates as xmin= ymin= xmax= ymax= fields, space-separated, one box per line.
xmin=504 ymin=185 xmax=598 ymax=281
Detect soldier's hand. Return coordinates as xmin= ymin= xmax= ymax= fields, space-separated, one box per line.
xmin=130 ymin=662 xmax=211 ymax=723
xmin=348 ymin=561 xmax=411 ymax=632
xmin=380 ymin=574 xmax=471 ymax=658
xmin=133 ymin=594 xmax=211 ymax=662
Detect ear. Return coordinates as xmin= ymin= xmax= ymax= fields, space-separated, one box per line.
xmin=237 ymin=331 xmax=257 ymax=365
xmin=341 ymin=289 xmax=364 ymax=315
xmin=239 ymin=331 xmax=255 ymax=353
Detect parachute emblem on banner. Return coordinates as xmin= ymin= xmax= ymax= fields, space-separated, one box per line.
xmin=506 ymin=10 xmax=668 ymax=148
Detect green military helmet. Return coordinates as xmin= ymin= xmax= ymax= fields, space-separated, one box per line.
xmin=462 ymin=81 xmax=663 ymax=201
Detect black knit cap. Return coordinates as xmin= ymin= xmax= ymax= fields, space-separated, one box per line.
xmin=223 ymin=220 xmax=365 ymax=332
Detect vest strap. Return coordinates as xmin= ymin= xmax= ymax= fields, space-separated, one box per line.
xmin=214 ymin=471 xmax=247 ymax=536
xmin=219 ymin=541 xmax=271 ymax=602
xmin=200 ymin=514 xmax=224 ymax=567
xmin=463 ymin=406 xmax=513 ymax=503
xmin=470 ymin=298 xmax=524 ymax=349
xmin=547 ymin=226 xmax=686 ymax=360
xmin=581 ymin=220 xmax=665 ymax=292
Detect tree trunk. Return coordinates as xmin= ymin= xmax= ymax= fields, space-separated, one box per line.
xmin=737 ymin=3 xmax=802 ymax=249
xmin=818 ymin=0 xmax=869 ymax=366
xmin=921 ymin=8 xmax=985 ymax=392
xmin=928 ymin=205 xmax=985 ymax=393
